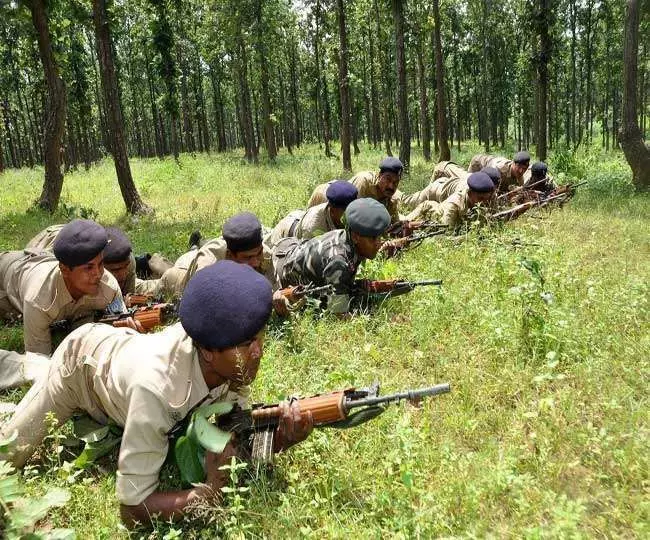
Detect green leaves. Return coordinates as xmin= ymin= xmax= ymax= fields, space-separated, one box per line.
xmin=174 ymin=401 xmax=234 ymax=485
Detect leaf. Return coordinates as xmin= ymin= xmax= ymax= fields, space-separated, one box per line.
xmin=0 ymin=469 xmax=22 ymax=504
xmin=73 ymin=434 xmax=122 ymax=469
xmin=8 ymin=487 xmax=70 ymax=531
xmin=0 ymin=430 xmax=17 ymax=452
xmin=43 ymin=529 xmax=77 ymax=540
xmin=190 ymin=413 xmax=231 ymax=454
xmin=174 ymin=435 xmax=205 ymax=485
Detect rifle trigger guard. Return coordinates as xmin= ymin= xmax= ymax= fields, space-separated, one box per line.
xmin=325 ymin=406 xmax=386 ymax=429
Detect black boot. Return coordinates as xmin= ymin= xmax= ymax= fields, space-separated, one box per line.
xmin=135 ymin=253 xmax=153 ymax=279
xmin=188 ymin=230 xmax=202 ymax=250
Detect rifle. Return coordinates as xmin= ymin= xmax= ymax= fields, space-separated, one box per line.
xmin=386 ymin=220 xmax=447 ymax=238
xmin=490 ymin=192 xmax=569 ymax=222
xmin=278 ymin=283 xmax=334 ymax=303
xmin=354 ymin=278 xmax=442 ymax=299
xmin=98 ymin=302 xmax=178 ymax=332
xmin=173 ymin=382 xmax=451 ymax=481
xmin=124 ymin=293 xmax=155 ymax=308
xmin=550 ymin=181 xmax=587 ymax=198
xmin=381 ymin=227 xmax=447 ymax=256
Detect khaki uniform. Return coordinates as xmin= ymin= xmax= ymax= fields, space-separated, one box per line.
xmin=274 ymin=229 xmax=363 ymax=314
xmin=401 ymin=162 xmax=469 ymax=210
xmin=136 ymin=237 xmax=277 ymax=298
xmin=266 ymin=203 xmax=337 ymax=249
xmin=405 ymin=189 xmax=472 ymax=230
xmin=0 ymin=322 xmax=249 ymax=506
xmin=0 ymin=250 xmax=122 ymax=355
xmin=307 ymin=175 xmax=401 ymax=224
xmin=26 ymin=224 xmax=137 ymax=296
xmin=468 ymin=154 xmax=523 ymax=192
xmin=522 ymin=169 xmax=556 ymax=192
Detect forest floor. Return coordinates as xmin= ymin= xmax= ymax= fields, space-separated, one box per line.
xmin=0 ymin=143 xmax=648 ymax=538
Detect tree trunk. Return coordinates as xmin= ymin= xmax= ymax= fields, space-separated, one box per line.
xmin=255 ymin=0 xmax=277 ymax=161
xmin=536 ymin=0 xmax=551 ymax=161
xmin=30 ymin=0 xmax=66 ymax=212
xmin=620 ymin=0 xmax=650 ymax=191
xmin=432 ymin=0 xmax=450 ymax=161
xmin=392 ymin=0 xmax=410 ymax=168
xmin=337 ymin=0 xmax=352 ymax=170
xmin=93 ymin=0 xmax=150 ymax=214
xmin=417 ymin=36 xmax=431 ymax=161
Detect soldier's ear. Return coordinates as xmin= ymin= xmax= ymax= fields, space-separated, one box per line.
xmin=59 ymin=262 xmax=72 ymax=277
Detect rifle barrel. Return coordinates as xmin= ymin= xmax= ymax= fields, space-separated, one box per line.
xmin=409 ymin=279 xmax=443 ymax=286
xmin=345 ymin=383 xmax=450 ymax=411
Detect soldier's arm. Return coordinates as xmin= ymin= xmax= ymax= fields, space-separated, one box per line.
xmin=440 ymin=200 xmax=461 ymax=229
xmin=22 ymin=301 xmax=53 ymax=355
xmin=321 ymin=256 xmax=356 ymax=314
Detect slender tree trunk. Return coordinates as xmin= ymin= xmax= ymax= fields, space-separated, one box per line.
xmin=620 ymin=0 xmax=650 ymax=190
xmin=536 ymin=0 xmax=551 ymax=160
xmin=93 ymin=0 xmax=150 ymax=214
xmin=337 ymin=0 xmax=352 ymax=170
xmin=417 ymin=36 xmax=431 ymax=161
xmin=209 ymin=63 xmax=227 ymax=152
xmin=432 ymin=0 xmax=450 ymax=161
xmin=255 ymin=0 xmax=277 ymax=161
xmin=30 ymin=0 xmax=66 ymax=212
xmin=392 ymin=0 xmax=410 ymax=168
xmin=368 ymin=10 xmax=381 ymax=148
xmin=289 ymin=40 xmax=302 ymax=146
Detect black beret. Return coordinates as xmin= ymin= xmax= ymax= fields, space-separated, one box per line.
xmin=481 ymin=166 xmax=501 ymax=184
xmin=467 ymin=172 xmax=495 ymax=193
xmin=326 ymin=180 xmax=358 ymax=209
xmin=379 ymin=156 xmax=404 ymax=176
xmin=531 ymin=161 xmax=548 ymax=179
xmin=180 ymin=260 xmax=272 ymax=350
xmin=345 ymin=198 xmax=391 ymax=237
xmin=53 ymin=219 xmax=108 ymax=268
xmin=513 ymin=151 xmax=531 ymax=164
xmin=103 ymin=227 xmax=132 ymax=264
xmin=222 ymin=212 xmax=263 ymax=253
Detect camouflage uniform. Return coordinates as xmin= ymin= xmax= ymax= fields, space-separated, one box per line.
xmin=401 ymin=161 xmax=469 ymax=210
xmin=136 ymin=237 xmax=277 ymax=298
xmin=273 ymin=229 xmax=363 ymax=314
xmin=26 ymin=224 xmax=137 ymax=295
xmin=307 ymin=175 xmax=401 ymax=224
xmin=468 ymin=154 xmax=523 ymax=192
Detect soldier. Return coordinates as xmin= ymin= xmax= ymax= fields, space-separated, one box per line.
xmin=401 ymin=163 xmax=501 ymax=210
xmin=0 ymin=219 xmax=127 ymax=389
xmin=468 ymin=150 xmax=530 ymax=193
xmin=522 ymin=161 xmax=556 ymax=193
xmin=404 ymin=172 xmax=496 ymax=229
xmin=136 ymin=212 xmax=277 ymax=300
xmin=273 ymin=198 xmax=391 ymax=315
xmin=26 ymin=224 xmax=137 ymax=297
xmin=306 ymin=157 xmax=404 ymax=224
xmin=266 ymin=180 xmax=358 ymax=248
xmin=0 ymin=261 xmax=313 ymax=527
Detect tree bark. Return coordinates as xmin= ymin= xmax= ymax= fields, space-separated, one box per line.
xmin=30 ymin=0 xmax=66 ymax=212
xmin=536 ymin=0 xmax=551 ymax=161
xmin=255 ymin=0 xmax=277 ymax=161
xmin=620 ymin=0 xmax=650 ymax=191
xmin=432 ymin=0 xmax=450 ymax=161
xmin=337 ymin=0 xmax=352 ymax=171
xmin=93 ymin=0 xmax=150 ymax=214
xmin=392 ymin=0 xmax=410 ymax=168
xmin=417 ymin=35 xmax=431 ymax=161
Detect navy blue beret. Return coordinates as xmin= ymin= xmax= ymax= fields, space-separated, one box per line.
xmin=53 ymin=219 xmax=108 ymax=268
xmin=103 ymin=227 xmax=132 ymax=264
xmin=513 ymin=151 xmax=531 ymax=164
xmin=180 ymin=260 xmax=272 ymax=350
xmin=467 ymin=172 xmax=495 ymax=193
xmin=222 ymin=212 xmax=263 ymax=253
xmin=481 ymin=166 xmax=501 ymax=184
xmin=326 ymin=180 xmax=358 ymax=209
xmin=531 ymin=161 xmax=548 ymax=179
xmin=345 ymin=198 xmax=391 ymax=237
xmin=379 ymin=157 xmax=404 ymax=176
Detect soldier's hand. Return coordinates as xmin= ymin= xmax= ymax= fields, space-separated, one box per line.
xmin=202 ymin=440 xmax=239 ymax=495
xmin=380 ymin=238 xmax=408 ymax=257
xmin=272 ymin=290 xmax=292 ymax=317
xmin=275 ymin=400 xmax=313 ymax=451
xmin=112 ymin=316 xmax=145 ymax=333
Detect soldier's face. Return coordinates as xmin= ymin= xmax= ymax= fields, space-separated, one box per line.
xmin=511 ymin=162 xmax=528 ymax=178
xmin=468 ymin=190 xmax=495 ymax=208
xmin=228 ymin=245 xmax=263 ymax=270
xmin=104 ymin=258 xmax=130 ymax=291
xmin=201 ymin=329 xmax=266 ymax=390
xmin=60 ymin=253 xmax=104 ymax=299
xmin=352 ymin=232 xmax=383 ymax=259
xmin=329 ymin=206 xmax=345 ymax=227
xmin=377 ymin=172 xmax=400 ymax=199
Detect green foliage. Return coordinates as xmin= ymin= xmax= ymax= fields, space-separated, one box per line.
xmin=0 ymin=145 xmax=648 ymax=537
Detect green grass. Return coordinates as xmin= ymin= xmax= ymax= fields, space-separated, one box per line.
xmin=1 ymin=143 xmax=648 ymax=538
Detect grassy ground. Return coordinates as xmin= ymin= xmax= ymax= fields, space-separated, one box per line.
xmin=0 ymin=143 xmax=648 ymax=538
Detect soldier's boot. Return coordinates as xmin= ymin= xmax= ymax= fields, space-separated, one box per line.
xmin=188 ymin=230 xmax=202 ymax=250
xmin=148 ymin=253 xmax=173 ymax=278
